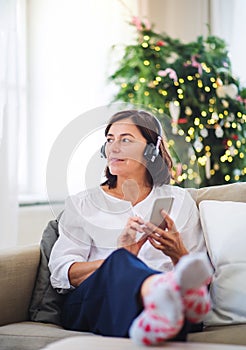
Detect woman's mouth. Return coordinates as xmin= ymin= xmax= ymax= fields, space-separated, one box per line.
xmin=109 ymin=158 xmax=125 ymax=164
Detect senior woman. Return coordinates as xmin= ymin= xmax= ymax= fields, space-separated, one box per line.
xmin=49 ymin=109 xmax=212 ymax=346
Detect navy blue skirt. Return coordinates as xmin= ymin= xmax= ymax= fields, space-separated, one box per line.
xmin=62 ymin=248 xmax=195 ymax=339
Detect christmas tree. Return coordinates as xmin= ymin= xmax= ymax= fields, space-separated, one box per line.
xmin=109 ymin=16 xmax=246 ymax=187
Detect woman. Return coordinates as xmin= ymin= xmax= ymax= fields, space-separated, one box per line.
xmin=49 ymin=109 xmax=212 ymax=345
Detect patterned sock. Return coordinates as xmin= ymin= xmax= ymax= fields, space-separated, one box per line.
xmin=183 ymin=285 xmax=211 ymax=323
xmin=174 ymin=253 xmax=213 ymax=295
xmin=129 ymin=253 xmax=213 ymax=346
xmin=129 ymin=275 xmax=184 ymax=346
xmin=175 ymin=253 xmax=212 ymax=324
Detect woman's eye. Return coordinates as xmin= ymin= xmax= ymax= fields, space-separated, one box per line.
xmin=122 ymin=138 xmax=131 ymax=143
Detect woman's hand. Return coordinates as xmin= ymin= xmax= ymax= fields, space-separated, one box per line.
xmin=145 ymin=210 xmax=188 ymax=265
xmin=117 ymin=216 xmax=149 ymax=255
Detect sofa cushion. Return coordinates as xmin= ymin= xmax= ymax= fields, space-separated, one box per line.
xmin=29 ymin=214 xmax=64 ymax=326
xmin=0 ymin=322 xmax=89 ymax=350
xmin=37 ymin=329 xmax=246 ymax=349
xmin=199 ymin=200 xmax=246 ymax=326
xmin=187 ymin=182 xmax=246 ymax=206
xmin=188 ymin=324 xmax=246 ymax=345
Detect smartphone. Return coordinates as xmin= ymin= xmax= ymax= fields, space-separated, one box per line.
xmin=149 ymin=197 xmax=174 ymax=229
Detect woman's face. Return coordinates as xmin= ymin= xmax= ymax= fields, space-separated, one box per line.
xmin=105 ymin=119 xmax=147 ymax=178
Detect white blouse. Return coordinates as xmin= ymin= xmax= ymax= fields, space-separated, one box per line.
xmin=49 ymin=185 xmax=205 ymax=290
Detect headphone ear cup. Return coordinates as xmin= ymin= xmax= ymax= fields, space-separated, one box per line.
xmin=100 ymin=143 xmax=107 ymax=158
xmin=144 ymin=143 xmax=159 ymax=162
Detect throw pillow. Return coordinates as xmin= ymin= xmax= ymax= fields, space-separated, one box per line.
xmin=199 ymin=200 xmax=246 ymax=326
xmin=29 ymin=213 xmax=64 ymax=326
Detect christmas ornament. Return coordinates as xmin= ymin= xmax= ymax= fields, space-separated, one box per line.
xmin=216 ymin=83 xmax=238 ymax=99
xmin=169 ymin=101 xmax=181 ymax=134
xmin=215 ymin=126 xmax=224 ymax=138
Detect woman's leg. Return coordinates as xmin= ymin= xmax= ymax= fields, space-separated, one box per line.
xmin=62 ymin=249 xmax=211 ymax=343
xmin=61 ymin=248 xmax=161 ymax=337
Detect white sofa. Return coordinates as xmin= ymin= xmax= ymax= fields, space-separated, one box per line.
xmin=1 ymin=183 xmax=246 ymax=350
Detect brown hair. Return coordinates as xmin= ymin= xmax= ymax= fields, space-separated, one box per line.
xmin=102 ymin=109 xmax=173 ymax=188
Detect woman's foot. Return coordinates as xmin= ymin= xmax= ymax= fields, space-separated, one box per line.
xmin=174 ymin=253 xmax=213 ymax=294
xmin=183 ymin=285 xmax=211 ymax=323
xmin=129 ymin=253 xmax=213 ymax=346
xmin=175 ymin=253 xmax=212 ymax=324
xmin=129 ymin=279 xmax=184 ymax=345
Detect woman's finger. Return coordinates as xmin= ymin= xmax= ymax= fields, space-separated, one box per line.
xmin=143 ymin=221 xmax=160 ymax=233
xmin=129 ymin=216 xmax=145 ymax=225
xmin=160 ymin=210 xmax=177 ymax=231
xmin=148 ymin=236 xmax=164 ymax=250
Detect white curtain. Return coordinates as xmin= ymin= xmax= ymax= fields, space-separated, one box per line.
xmin=210 ymin=0 xmax=246 ymax=84
xmin=0 ymin=0 xmax=24 ymax=248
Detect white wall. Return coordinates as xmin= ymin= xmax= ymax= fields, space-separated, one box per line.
xmin=18 ymin=203 xmax=64 ymax=246
xmin=147 ymin=0 xmax=209 ymax=42
xmin=147 ymin=0 xmax=246 ymax=84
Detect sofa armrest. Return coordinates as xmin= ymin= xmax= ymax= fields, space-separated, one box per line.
xmin=0 ymin=244 xmax=40 ymax=326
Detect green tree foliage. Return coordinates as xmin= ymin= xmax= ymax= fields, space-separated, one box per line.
xmin=109 ymin=17 xmax=246 ymax=187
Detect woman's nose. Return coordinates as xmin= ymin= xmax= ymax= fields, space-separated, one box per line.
xmin=109 ymin=140 xmax=121 ymax=153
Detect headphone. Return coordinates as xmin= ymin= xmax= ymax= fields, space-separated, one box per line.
xmin=100 ymin=115 xmax=163 ymax=163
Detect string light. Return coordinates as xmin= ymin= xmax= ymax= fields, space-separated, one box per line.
xmin=194 ymin=118 xmax=200 ymax=126
xmin=188 ymin=127 xmax=195 ymax=136
xmin=197 ymin=80 xmax=203 ymax=88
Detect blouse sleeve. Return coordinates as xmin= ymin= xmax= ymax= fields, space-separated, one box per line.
xmin=48 ymin=194 xmax=92 ymax=291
